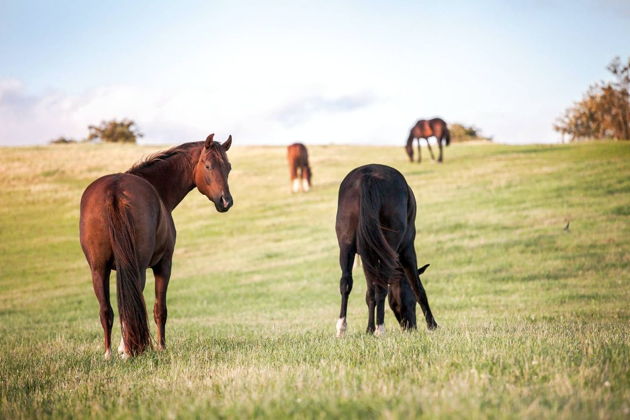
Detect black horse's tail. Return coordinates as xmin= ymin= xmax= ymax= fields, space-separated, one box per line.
xmin=444 ymin=127 xmax=451 ymax=146
xmin=105 ymin=186 xmax=151 ymax=356
xmin=356 ymin=177 xmax=399 ymax=285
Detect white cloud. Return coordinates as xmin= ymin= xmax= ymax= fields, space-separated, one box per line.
xmin=0 ymin=76 xmax=561 ymax=147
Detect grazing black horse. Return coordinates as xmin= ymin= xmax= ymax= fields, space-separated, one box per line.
xmin=405 ymin=118 xmax=450 ymax=163
xmin=335 ymin=164 xmax=437 ymax=336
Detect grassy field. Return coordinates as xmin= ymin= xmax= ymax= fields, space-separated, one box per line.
xmin=0 ymin=141 xmax=629 ymax=418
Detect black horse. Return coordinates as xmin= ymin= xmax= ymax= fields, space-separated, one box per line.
xmin=335 ymin=164 xmax=437 ymax=336
xmin=405 ymin=118 xmax=450 ymax=163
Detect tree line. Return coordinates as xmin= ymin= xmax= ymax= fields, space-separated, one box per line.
xmin=50 ymin=119 xmax=142 ymax=144
xmin=555 ymin=57 xmax=630 ymax=142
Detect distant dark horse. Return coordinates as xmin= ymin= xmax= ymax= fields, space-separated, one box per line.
xmin=335 ymin=164 xmax=437 ymax=337
xmin=80 ymin=134 xmax=233 ymax=359
xmin=287 ymin=143 xmax=312 ymax=193
xmin=405 ymin=118 xmax=450 ymax=163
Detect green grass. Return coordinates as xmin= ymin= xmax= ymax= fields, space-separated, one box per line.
xmin=1 ymin=141 xmax=629 ymax=419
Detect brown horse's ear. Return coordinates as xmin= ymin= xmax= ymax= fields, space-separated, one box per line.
xmin=418 ymin=264 xmax=430 ymax=275
xmin=223 ymin=135 xmax=232 ymax=151
xmin=205 ymin=133 xmax=215 ymax=149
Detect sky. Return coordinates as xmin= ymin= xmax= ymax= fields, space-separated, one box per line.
xmin=0 ymin=0 xmax=628 ymax=146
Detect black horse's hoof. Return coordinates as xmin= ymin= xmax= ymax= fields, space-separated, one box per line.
xmin=427 ymin=321 xmax=439 ymax=330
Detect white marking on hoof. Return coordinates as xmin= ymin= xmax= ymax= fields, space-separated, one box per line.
xmin=292 ymin=179 xmax=300 ymax=193
xmin=117 ymin=337 xmax=125 ymax=355
xmin=336 ymin=317 xmax=347 ymax=338
xmin=302 ymin=178 xmax=310 ymax=192
xmin=374 ymin=324 xmax=386 ymax=337
xmin=120 ymin=351 xmax=131 ymax=360
xmin=104 ymin=349 xmax=112 ymax=360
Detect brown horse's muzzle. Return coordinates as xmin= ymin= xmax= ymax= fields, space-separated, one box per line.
xmin=215 ymin=193 xmax=233 ymax=213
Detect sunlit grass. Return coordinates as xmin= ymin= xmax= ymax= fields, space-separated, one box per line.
xmin=0 ymin=141 xmax=629 ymax=418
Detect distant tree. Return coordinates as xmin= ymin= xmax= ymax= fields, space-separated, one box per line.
xmin=554 ymin=57 xmax=630 ymax=141
xmin=449 ymin=123 xmax=491 ymax=143
xmin=49 ymin=136 xmax=77 ymax=145
xmin=87 ymin=119 xmax=143 ymax=144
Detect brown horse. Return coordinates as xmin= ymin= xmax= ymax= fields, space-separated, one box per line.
xmin=79 ymin=134 xmax=233 ymax=359
xmin=405 ymin=118 xmax=450 ymax=163
xmin=287 ymin=143 xmax=312 ymax=193
xmin=335 ymin=164 xmax=437 ymax=337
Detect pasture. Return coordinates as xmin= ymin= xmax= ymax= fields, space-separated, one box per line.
xmin=0 ymin=141 xmax=628 ymax=418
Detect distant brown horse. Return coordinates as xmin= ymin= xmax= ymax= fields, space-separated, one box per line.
xmin=287 ymin=143 xmax=312 ymax=192
xmin=405 ymin=118 xmax=450 ymax=163
xmin=335 ymin=164 xmax=437 ymax=337
xmin=80 ymin=134 xmax=233 ymax=359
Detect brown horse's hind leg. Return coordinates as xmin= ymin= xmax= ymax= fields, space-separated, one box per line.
xmin=336 ymin=242 xmax=356 ymax=337
xmin=417 ymin=139 xmax=422 ymax=163
xmin=91 ymin=266 xmax=113 ymax=359
xmin=152 ymin=258 xmax=172 ymax=350
xmin=289 ymin=160 xmax=299 ymax=193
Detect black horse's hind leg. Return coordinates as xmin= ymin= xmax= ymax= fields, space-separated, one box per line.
xmin=399 ymin=245 xmax=437 ymax=330
xmin=153 ymin=256 xmax=172 ymax=350
xmin=374 ymin=284 xmax=387 ymax=336
xmin=91 ymin=266 xmax=113 ymax=359
xmin=337 ymin=242 xmax=356 ymax=337
xmin=426 ymin=138 xmax=436 ymax=160
xmin=365 ymin=283 xmax=376 ymax=334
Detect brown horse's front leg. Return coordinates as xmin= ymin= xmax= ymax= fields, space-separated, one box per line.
xmin=437 ymin=139 xmax=444 ymax=163
xmin=405 ymin=142 xmax=414 ymax=162
xmin=153 ymin=258 xmax=172 ymax=350
xmin=426 ymin=139 xmax=436 ymax=160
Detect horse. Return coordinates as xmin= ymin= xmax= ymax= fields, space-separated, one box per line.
xmin=335 ymin=164 xmax=437 ymax=337
xmin=79 ymin=134 xmax=233 ymax=359
xmin=287 ymin=143 xmax=312 ymax=193
xmin=405 ymin=118 xmax=450 ymax=163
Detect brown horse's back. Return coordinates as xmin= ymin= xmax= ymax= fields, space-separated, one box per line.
xmin=80 ymin=173 xmax=174 ymax=271
xmin=287 ymin=143 xmax=312 ymax=192
xmin=287 ymin=143 xmax=309 ymax=167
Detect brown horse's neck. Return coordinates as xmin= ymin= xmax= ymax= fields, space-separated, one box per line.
xmin=127 ymin=142 xmax=202 ymax=211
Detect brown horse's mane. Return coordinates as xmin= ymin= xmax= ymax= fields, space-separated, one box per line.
xmin=127 ymin=142 xmax=203 ymax=177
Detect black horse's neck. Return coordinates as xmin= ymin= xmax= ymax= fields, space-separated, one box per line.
xmin=127 ymin=142 xmax=202 ymax=211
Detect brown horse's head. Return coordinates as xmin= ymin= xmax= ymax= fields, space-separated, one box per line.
xmin=194 ymin=133 xmax=233 ymax=212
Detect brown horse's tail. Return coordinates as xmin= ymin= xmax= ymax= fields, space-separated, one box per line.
xmin=444 ymin=127 xmax=451 ymax=146
xmin=105 ymin=187 xmax=151 ymax=356
xmin=356 ymin=176 xmax=399 ymax=285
